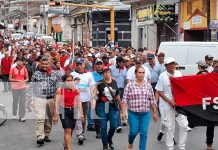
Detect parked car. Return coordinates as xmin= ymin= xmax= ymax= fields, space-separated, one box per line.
xmin=11 ymin=33 xmax=23 ymax=40
xmin=24 ymin=32 xmax=35 ymax=38
xmin=158 ymin=42 xmax=218 ymax=75
xmin=40 ymin=36 xmax=55 ymax=44
xmin=35 ymin=33 xmax=45 ymax=39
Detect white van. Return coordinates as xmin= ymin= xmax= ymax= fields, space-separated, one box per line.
xmin=158 ymin=42 xmax=218 ymax=75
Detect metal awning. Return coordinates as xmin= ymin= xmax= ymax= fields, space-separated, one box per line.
xmin=9 ymin=10 xmax=27 ymax=19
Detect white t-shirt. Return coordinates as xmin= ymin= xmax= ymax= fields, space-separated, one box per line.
xmin=0 ymin=53 xmax=4 ymax=66
xmin=109 ymin=57 xmax=117 ymax=65
xmin=207 ymin=66 xmax=214 ymax=73
xmin=155 ymin=70 xmax=182 ymax=110
xmin=70 ymin=71 xmax=95 ymax=102
xmin=126 ymin=65 xmax=151 ymax=82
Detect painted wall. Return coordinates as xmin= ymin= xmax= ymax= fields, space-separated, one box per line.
xmin=180 ymin=0 xmax=216 ymax=30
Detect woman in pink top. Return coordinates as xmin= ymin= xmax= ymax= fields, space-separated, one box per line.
xmin=9 ymin=57 xmax=29 ymax=122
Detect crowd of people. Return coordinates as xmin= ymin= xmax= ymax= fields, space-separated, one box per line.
xmin=0 ymin=34 xmax=218 ymax=150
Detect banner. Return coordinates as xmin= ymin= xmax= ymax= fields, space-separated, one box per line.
xmin=170 ymin=73 xmax=218 ymax=126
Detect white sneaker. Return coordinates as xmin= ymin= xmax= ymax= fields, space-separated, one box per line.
xmin=12 ymin=116 xmax=17 ymax=119
xmin=116 ymin=126 xmax=122 ymax=133
xmin=19 ymin=118 xmax=26 ymax=122
xmin=187 ymin=126 xmax=192 ymax=131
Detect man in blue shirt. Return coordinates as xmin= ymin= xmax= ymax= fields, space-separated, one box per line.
xmin=88 ymin=58 xmax=104 ymax=138
xmin=110 ymin=56 xmax=127 ymax=132
xmin=144 ymin=53 xmax=162 ymax=93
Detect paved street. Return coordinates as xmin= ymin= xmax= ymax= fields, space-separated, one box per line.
xmin=1 ymin=84 xmax=218 ymax=150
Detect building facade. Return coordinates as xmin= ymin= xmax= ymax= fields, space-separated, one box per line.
xmin=180 ymin=0 xmax=217 ymax=41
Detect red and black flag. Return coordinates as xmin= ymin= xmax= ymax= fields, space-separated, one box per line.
xmin=170 ymin=73 xmax=218 ymax=127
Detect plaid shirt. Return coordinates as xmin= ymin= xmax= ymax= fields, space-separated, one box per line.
xmin=122 ymin=81 xmax=156 ymax=112
xmin=28 ymin=70 xmax=62 ymax=100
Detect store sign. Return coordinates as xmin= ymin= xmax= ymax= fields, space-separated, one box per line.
xmin=48 ymin=6 xmax=69 ymax=14
xmin=183 ymin=22 xmax=190 ymax=30
xmin=154 ymin=4 xmax=175 ymax=22
xmin=137 ymin=6 xmax=154 ymax=24
xmin=192 ymin=15 xmax=202 ymax=24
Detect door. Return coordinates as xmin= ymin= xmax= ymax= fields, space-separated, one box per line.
xmin=138 ymin=28 xmax=143 ymax=49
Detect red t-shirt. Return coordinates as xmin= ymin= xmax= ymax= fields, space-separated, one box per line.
xmin=60 ymin=55 xmax=69 ymax=68
xmin=10 ymin=66 xmax=28 ymax=89
xmin=60 ymin=88 xmax=79 ymax=108
xmin=1 ymin=57 xmax=13 ymax=74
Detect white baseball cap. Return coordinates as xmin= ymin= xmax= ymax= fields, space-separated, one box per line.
xmin=164 ymin=57 xmax=176 ymax=64
xmin=87 ymin=53 xmax=92 ymax=57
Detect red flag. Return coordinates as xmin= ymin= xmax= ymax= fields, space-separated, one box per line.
xmin=170 ymin=73 xmax=218 ymax=126
xmin=171 ymin=73 xmax=218 ymax=106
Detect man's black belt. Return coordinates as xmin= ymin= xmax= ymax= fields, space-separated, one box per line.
xmin=118 ymin=88 xmax=124 ymax=91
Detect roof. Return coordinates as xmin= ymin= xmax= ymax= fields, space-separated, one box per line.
xmin=92 ymin=1 xmax=131 ymax=11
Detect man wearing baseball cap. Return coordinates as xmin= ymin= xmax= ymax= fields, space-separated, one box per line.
xmin=87 ymin=58 xmax=104 ymax=138
xmin=144 ymin=53 xmax=162 ymax=93
xmin=70 ymin=58 xmax=96 ymax=145
xmin=205 ymin=55 xmax=214 ymax=73
xmin=110 ymin=56 xmax=128 ymax=132
xmin=155 ymin=57 xmax=188 ymax=150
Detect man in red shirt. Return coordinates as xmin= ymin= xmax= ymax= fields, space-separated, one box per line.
xmin=1 ymin=51 xmax=13 ymax=92
xmin=60 ymin=49 xmax=69 ymax=68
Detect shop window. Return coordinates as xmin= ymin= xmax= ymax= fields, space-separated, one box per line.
xmin=187 ymin=2 xmax=192 ymax=15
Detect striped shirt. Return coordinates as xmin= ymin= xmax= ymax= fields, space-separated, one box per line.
xmin=122 ymin=81 xmax=156 ymax=112
xmin=29 ymin=70 xmax=62 ymax=100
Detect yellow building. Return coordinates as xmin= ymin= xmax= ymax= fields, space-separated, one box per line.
xmin=180 ymin=0 xmax=216 ymax=41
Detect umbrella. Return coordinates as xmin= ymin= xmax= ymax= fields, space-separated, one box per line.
xmin=0 ymin=24 xmax=6 ymax=29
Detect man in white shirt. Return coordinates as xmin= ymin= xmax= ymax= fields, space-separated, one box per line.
xmin=205 ymin=55 xmax=214 ymax=73
xmin=70 ymin=58 xmax=95 ymax=145
xmin=126 ymin=58 xmax=151 ymax=84
xmin=156 ymin=57 xmax=188 ymax=150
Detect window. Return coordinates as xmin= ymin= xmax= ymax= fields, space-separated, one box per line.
xmin=187 ymin=2 xmax=192 ymax=15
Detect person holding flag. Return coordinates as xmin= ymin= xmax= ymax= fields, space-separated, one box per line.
xmin=155 ymin=57 xmax=188 ymax=150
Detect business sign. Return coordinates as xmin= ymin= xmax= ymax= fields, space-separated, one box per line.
xmin=192 ymin=15 xmax=202 ymax=25
xmin=48 ymin=6 xmax=69 ymax=14
xmin=183 ymin=21 xmax=190 ymax=30
xmin=154 ymin=4 xmax=175 ymax=23
xmin=137 ymin=6 xmax=154 ymax=24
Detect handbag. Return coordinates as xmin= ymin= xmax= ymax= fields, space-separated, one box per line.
xmin=104 ymin=81 xmax=120 ymax=111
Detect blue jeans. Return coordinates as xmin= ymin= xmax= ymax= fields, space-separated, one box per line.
xmin=97 ymin=102 xmax=118 ymax=145
xmin=128 ymin=110 xmax=151 ymax=150
xmin=87 ymin=102 xmax=95 ymax=127
xmin=117 ymin=110 xmax=121 ymax=126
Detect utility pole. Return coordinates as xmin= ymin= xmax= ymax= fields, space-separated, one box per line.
xmin=207 ymin=0 xmax=211 ymax=41
xmin=27 ymin=0 xmax=28 ymax=32
xmin=43 ymin=0 xmax=46 ymax=34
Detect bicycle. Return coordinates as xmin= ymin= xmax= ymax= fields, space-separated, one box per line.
xmin=0 ymin=103 xmax=7 ymax=126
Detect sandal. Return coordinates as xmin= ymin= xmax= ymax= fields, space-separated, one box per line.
xmin=63 ymin=143 xmax=67 ymax=150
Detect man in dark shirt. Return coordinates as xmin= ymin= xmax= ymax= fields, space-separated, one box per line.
xmin=206 ymin=59 xmax=218 ymax=150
